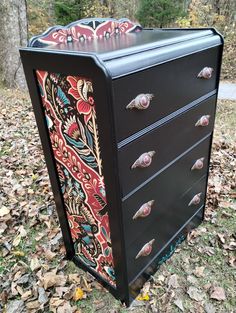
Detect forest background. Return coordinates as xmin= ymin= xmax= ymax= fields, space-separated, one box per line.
xmin=0 ymin=0 xmax=235 ymax=90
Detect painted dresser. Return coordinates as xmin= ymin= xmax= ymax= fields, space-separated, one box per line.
xmin=20 ymin=18 xmax=223 ymax=305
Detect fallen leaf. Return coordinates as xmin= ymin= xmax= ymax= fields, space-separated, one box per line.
xmin=217 ymin=233 xmax=226 ymax=244
xmin=73 ymin=287 xmax=84 ymax=301
xmin=157 ymin=275 xmax=165 ymax=282
xmin=49 ymin=297 xmax=65 ymax=309
xmin=223 ymin=241 xmax=236 ymax=251
xmin=228 ymin=255 xmax=236 ymax=267
xmin=194 ymin=266 xmax=205 ymax=278
xmin=0 ymin=290 xmax=8 ymax=305
xmin=18 ymin=225 xmax=27 ymax=237
xmin=174 ymin=298 xmax=184 ymax=311
xmin=38 ymin=286 xmax=48 ymax=304
xmin=0 ymin=206 xmax=10 ymax=217
xmin=168 ymin=274 xmax=179 ymax=288
xmin=55 ymin=286 xmax=69 ymax=297
xmin=21 ymin=290 xmax=32 ymax=301
xmin=6 ymin=299 xmax=25 ymax=313
xmin=187 ymin=275 xmax=198 ymax=285
xmin=210 ymin=286 xmax=226 ymax=301
xmin=64 ymin=285 xmax=76 ymax=300
xmin=203 ymin=283 xmax=212 ymax=291
xmin=26 ymin=300 xmax=40 ymax=310
xmin=44 ymin=248 xmax=56 ymax=261
xmin=12 ymin=250 xmax=25 ymax=257
xmin=42 ymin=272 xmax=67 ymax=290
xmin=12 ymin=234 xmax=21 ymax=247
xmin=30 ymin=257 xmax=41 ymax=271
xmin=16 ymin=285 xmax=24 ymax=295
xmin=187 ymin=286 xmax=204 ymax=301
xmin=204 ymin=302 xmax=216 ymax=313
xmin=68 ymin=274 xmax=81 ymax=284
xmin=17 ymin=273 xmax=30 ymax=285
xmin=57 ymin=302 xmax=76 ymax=313
xmin=136 ymin=293 xmax=150 ymax=301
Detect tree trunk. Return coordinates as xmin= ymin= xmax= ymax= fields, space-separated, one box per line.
xmin=0 ymin=0 xmax=28 ymax=89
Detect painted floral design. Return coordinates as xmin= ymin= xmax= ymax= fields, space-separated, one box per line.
xmin=67 ymin=76 xmax=95 ymax=124
xmin=36 ymin=70 xmax=116 ymax=287
xmin=30 ymin=19 xmax=142 ymax=47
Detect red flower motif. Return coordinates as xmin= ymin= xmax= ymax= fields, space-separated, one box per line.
xmin=67 ymin=76 xmax=94 ymax=124
xmin=67 ymin=214 xmax=81 ymax=240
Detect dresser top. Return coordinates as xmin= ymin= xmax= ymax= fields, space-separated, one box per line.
xmin=33 ymin=29 xmax=213 ymax=59
xmin=24 ymin=18 xmax=223 ymax=78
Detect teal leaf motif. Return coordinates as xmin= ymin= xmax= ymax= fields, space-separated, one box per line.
xmin=101 ymin=226 xmax=108 ymax=238
xmin=38 ymin=83 xmax=44 ymax=97
xmin=64 ymin=134 xmax=84 ymax=148
xmin=57 ymin=86 xmax=70 ymax=105
xmin=80 ymin=155 xmax=95 ymax=163
xmin=104 ymin=247 xmax=110 ymax=256
xmin=85 ymin=126 xmax=93 ymax=148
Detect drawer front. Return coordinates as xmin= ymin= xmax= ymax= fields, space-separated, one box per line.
xmin=122 ymin=135 xmax=211 ymax=247
xmin=118 ymin=95 xmax=216 ymax=196
xmin=113 ymin=46 xmax=221 ymax=142
xmin=126 ymin=175 xmax=207 ymax=282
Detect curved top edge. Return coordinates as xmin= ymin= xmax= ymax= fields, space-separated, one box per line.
xmin=29 ymin=17 xmax=142 ymax=48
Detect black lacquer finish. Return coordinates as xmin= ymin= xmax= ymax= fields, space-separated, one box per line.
xmin=122 ymin=135 xmax=211 ymax=248
xmin=20 ymin=19 xmax=223 ymax=306
xmin=113 ymin=46 xmax=221 ymax=141
xmin=119 ymin=95 xmax=217 ymax=196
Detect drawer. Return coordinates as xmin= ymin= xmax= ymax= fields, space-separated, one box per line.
xmin=118 ymin=95 xmax=216 ymax=196
xmin=126 ymin=175 xmax=207 ymax=283
xmin=113 ymin=46 xmax=221 ymax=142
xmin=122 ymin=135 xmax=211 ymax=247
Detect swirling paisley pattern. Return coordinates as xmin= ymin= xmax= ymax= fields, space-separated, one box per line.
xmin=36 ymin=70 xmax=116 ymax=287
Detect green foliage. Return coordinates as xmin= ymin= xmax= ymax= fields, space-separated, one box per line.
xmin=136 ymin=0 xmax=184 ymax=28
xmin=27 ymin=0 xmax=55 ymax=37
xmin=176 ymin=0 xmax=236 ymax=80
xmin=54 ymin=0 xmax=85 ymax=25
xmin=54 ymin=0 xmax=109 ymax=26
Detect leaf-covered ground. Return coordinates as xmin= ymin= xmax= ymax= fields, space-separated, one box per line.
xmin=0 ymin=88 xmax=235 ymax=313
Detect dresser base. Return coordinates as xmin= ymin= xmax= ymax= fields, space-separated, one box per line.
xmin=70 ymin=206 xmax=204 ymax=306
xmin=127 ymin=206 xmax=204 ymax=306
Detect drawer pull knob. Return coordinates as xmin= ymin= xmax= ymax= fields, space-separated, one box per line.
xmin=135 ymin=239 xmax=155 ymax=259
xmin=197 ymin=67 xmax=213 ymax=79
xmin=195 ymin=115 xmax=210 ymax=127
xmin=188 ymin=193 xmax=202 ymax=206
xmin=126 ymin=93 xmax=154 ymax=110
xmin=191 ymin=158 xmax=205 ymax=170
xmin=131 ymin=151 xmax=156 ymax=169
xmin=133 ymin=200 xmax=155 ymax=220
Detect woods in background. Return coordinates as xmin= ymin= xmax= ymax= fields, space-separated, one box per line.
xmin=0 ymin=0 xmax=235 ymax=89
xmin=0 ymin=0 xmax=27 ymax=89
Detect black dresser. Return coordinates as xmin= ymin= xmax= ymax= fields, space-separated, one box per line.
xmin=20 ymin=18 xmax=223 ymax=306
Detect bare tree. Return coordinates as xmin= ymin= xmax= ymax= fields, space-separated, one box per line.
xmin=0 ymin=0 xmax=28 ymax=89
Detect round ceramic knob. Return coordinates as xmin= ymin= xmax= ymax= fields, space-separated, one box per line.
xmin=197 ymin=67 xmax=213 ymax=79
xmin=132 ymin=200 xmax=155 ymax=220
xmin=188 ymin=193 xmax=202 ymax=206
xmin=131 ymin=151 xmax=155 ymax=169
xmin=191 ymin=158 xmax=205 ymax=171
xmin=135 ymin=239 xmax=155 ymax=259
xmin=195 ymin=115 xmax=210 ymax=127
xmin=126 ymin=93 xmax=154 ymax=110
